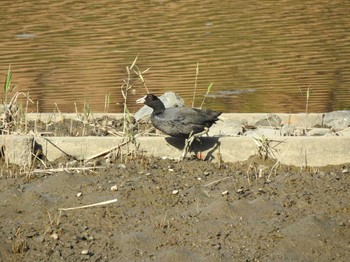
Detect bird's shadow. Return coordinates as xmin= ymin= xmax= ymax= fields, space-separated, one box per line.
xmin=165 ymin=136 xmax=221 ymax=160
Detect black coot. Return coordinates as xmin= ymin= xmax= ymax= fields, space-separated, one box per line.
xmin=136 ymin=94 xmax=222 ymax=138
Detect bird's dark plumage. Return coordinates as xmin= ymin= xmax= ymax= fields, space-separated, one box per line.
xmin=136 ymin=94 xmax=221 ymax=138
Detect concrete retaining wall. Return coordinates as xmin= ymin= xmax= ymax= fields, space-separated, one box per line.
xmin=1 ymin=113 xmax=349 ymax=167
xmin=1 ymin=135 xmax=349 ymax=168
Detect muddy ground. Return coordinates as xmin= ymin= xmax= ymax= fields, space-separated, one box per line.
xmin=0 ymin=118 xmax=350 ymax=261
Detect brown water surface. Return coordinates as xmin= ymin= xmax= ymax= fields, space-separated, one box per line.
xmin=0 ymin=0 xmax=350 ymax=113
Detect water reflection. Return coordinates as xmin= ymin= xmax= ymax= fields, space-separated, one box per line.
xmin=205 ymin=89 xmax=257 ymax=97
xmin=0 ymin=0 xmax=349 ymax=113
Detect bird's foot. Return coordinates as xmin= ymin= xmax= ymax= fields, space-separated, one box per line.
xmin=180 ymin=127 xmax=209 ymax=160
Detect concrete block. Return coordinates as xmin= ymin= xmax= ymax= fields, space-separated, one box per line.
xmin=0 ymin=135 xmax=33 ymax=166
xmin=1 ymin=134 xmax=349 ymax=168
xmin=336 ymin=127 xmax=350 ymax=137
xmin=138 ymin=136 xmax=350 ymax=167
xmin=2 ymin=112 xmax=349 ymax=168
xmin=137 ymin=136 xmax=258 ymax=162
xmin=35 ymin=136 xmax=127 ymax=162
xmin=270 ymin=137 xmax=350 ymax=167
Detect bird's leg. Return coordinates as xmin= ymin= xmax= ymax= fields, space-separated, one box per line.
xmin=181 ymin=131 xmax=193 ymax=160
xmin=181 ymin=127 xmax=209 ymax=159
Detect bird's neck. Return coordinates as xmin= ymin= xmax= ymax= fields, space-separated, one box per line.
xmin=152 ymin=101 xmax=165 ymax=114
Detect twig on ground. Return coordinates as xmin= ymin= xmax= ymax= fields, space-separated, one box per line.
xmin=59 ymin=198 xmax=118 ymax=211
xmin=33 ymin=166 xmax=104 ymax=173
xmin=31 ymin=152 xmax=47 ymax=168
xmin=85 ymin=139 xmax=131 ymax=162
xmin=204 ymin=176 xmax=232 ymax=187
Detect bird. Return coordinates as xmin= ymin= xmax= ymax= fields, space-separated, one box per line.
xmin=136 ymin=93 xmax=221 ymax=137
xmin=136 ymin=93 xmax=222 ymax=158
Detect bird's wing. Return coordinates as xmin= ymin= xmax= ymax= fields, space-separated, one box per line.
xmin=161 ymin=108 xmax=218 ymax=124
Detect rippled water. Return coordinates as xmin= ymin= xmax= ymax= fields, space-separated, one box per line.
xmin=1 ymin=0 xmax=350 ymax=113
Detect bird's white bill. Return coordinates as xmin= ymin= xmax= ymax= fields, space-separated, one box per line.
xmin=136 ymin=96 xmax=146 ymax=104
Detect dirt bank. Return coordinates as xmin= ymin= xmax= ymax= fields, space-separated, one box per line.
xmin=0 ymin=156 xmax=349 ymax=261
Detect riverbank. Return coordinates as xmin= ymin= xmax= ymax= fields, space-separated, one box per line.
xmin=1 ymin=156 xmax=349 ymax=261
xmin=0 ymin=112 xmax=349 ymax=261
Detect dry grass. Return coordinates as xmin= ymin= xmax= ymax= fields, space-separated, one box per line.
xmin=0 ymin=58 xmax=154 ymax=176
xmin=11 ymin=227 xmax=29 ymax=254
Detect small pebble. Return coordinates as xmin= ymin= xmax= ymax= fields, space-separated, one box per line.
xmin=76 ymin=192 xmax=82 ymax=197
xmin=81 ymin=249 xmax=89 ymax=255
xmin=117 ymin=164 xmax=126 ymax=169
xmin=172 ymin=190 xmax=179 ymax=195
xmin=197 ymin=177 xmax=202 ymax=181
xmin=212 ymin=243 xmax=221 ymax=250
xmin=87 ymin=236 xmax=95 ymax=241
xmin=110 ymin=185 xmax=118 ymax=191
xmin=35 ymin=235 xmax=45 ymax=243
xmin=51 ymin=233 xmax=59 ymax=240
xmin=342 ymin=169 xmax=349 ymax=174
xmin=168 ymin=168 xmax=174 ymax=172
xmin=237 ymin=188 xmax=244 ymax=194
xmin=258 ymin=188 xmax=265 ymax=193
xmin=17 ymin=185 xmax=25 ymax=192
xmin=53 ymin=250 xmax=62 ymax=257
xmin=221 ymin=190 xmax=229 ymax=196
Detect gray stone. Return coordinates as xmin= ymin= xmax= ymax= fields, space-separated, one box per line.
xmin=254 ymin=114 xmax=282 ymax=127
xmin=134 ymin=92 xmax=184 ymax=121
xmin=323 ymin=111 xmax=350 ymax=129
xmin=208 ymin=117 xmax=243 ymax=136
xmin=282 ymin=113 xmax=323 ymax=128
xmin=307 ymin=128 xmax=335 ymax=136
xmin=244 ymin=128 xmax=281 ymax=138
